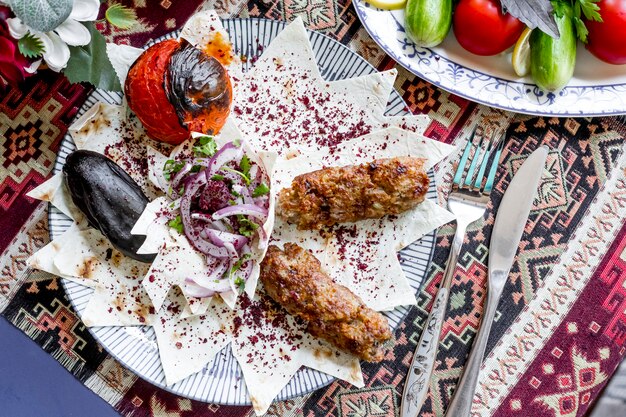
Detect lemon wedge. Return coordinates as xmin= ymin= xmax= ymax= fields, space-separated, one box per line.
xmin=363 ymin=0 xmax=407 ymax=10
xmin=512 ymin=27 xmax=533 ymax=77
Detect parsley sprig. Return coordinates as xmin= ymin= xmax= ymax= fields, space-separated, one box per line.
xmin=193 ymin=135 xmax=218 ymax=157
xmin=563 ymin=0 xmax=603 ymax=43
xmin=252 ymin=183 xmax=270 ymax=197
xmin=168 ymin=215 xmax=184 ymax=233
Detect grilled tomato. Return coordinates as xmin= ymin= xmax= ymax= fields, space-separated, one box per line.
xmin=125 ymin=39 xmax=232 ymax=145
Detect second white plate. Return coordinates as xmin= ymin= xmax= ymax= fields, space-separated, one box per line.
xmin=354 ymin=1 xmax=626 ymax=117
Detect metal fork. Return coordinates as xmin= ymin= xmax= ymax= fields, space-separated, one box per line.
xmin=400 ymin=127 xmax=505 ymax=417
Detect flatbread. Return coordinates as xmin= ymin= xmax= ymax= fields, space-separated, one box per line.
xmin=153 ymin=287 xmax=234 ymax=385
xmin=232 ymin=18 xmax=430 ymax=158
xmin=230 ymin=291 xmax=363 ymax=415
xmin=26 ymin=172 xmax=85 ymax=224
xmin=270 ymin=128 xmax=455 ymax=311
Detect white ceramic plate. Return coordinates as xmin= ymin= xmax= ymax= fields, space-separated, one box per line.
xmin=353 ymin=1 xmax=626 ymax=116
xmin=49 ymin=18 xmax=437 ymax=405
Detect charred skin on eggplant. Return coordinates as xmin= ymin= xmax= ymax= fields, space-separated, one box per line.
xmin=63 ymin=150 xmax=156 ymax=263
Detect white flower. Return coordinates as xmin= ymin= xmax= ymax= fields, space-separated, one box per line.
xmin=6 ymin=0 xmax=100 ymax=72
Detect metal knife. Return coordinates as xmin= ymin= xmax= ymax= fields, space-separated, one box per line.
xmin=444 ymin=145 xmax=549 ymax=417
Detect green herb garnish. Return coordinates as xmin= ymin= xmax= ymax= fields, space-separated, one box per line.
xmin=240 ymin=154 xmax=251 ymax=178
xmin=163 ymin=159 xmax=184 ymax=181
xmin=223 ymin=167 xmax=251 ymax=185
xmin=193 ymin=135 xmax=218 ymax=157
xmin=168 ymin=215 xmax=184 ymax=233
xmin=234 ymin=276 xmax=246 ymax=293
xmin=252 ymin=183 xmax=270 ymax=197
xmin=570 ymin=0 xmax=603 ymax=43
xmin=237 ymin=215 xmax=259 ymax=237
xmin=230 ymin=254 xmax=252 ymax=275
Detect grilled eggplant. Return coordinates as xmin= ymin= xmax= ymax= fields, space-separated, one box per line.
xmin=63 ymin=150 xmax=156 ymax=263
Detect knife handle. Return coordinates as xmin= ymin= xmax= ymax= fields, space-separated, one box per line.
xmin=444 ymin=278 xmax=504 ymax=417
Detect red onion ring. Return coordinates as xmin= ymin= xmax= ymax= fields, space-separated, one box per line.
xmin=212 ymin=204 xmax=268 ymax=220
xmin=204 ymin=141 xmax=244 ymax=180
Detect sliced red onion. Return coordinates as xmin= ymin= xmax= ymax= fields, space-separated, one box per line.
xmin=191 ymin=214 xmax=231 ymax=233
xmin=183 ymin=280 xmax=218 ymax=298
xmin=171 ymin=162 xmax=193 ymax=190
xmin=184 ymin=276 xmax=231 ymax=297
xmin=256 ymin=226 xmax=268 ymax=249
xmin=253 ymin=195 xmax=270 ymax=210
xmin=224 ymin=241 xmax=239 ymax=259
xmin=199 ymin=240 xmax=229 ymax=258
xmin=210 ymin=220 xmax=229 ymax=232
xmin=189 ymin=258 xmax=229 ymax=288
xmin=233 ymin=184 xmax=254 ymax=205
xmin=205 ymin=142 xmax=243 ymax=180
xmin=213 ymin=204 xmax=268 ymax=220
xmin=199 ymin=228 xmax=249 ymax=251
xmin=191 ymin=212 xmax=214 ymax=222
xmin=180 ymin=173 xmax=211 ymax=251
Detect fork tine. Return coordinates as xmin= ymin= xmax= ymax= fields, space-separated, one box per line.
xmin=463 ymin=133 xmax=485 ymax=188
xmin=453 ymin=126 xmax=479 ymax=188
xmin=482 ymin=134 xmax=506 ymax=195
xmin=472 ymin=131 xmax=497 ymax=190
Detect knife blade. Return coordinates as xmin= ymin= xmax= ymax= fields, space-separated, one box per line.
xmin=444 ymin=145 xmax=549 ymax=417
xmin=489 ymin=145 xmax=549 ymax=275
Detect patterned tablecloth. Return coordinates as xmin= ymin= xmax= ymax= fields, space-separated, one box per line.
xmin=2 ymin=1 xmax=626 ymax=417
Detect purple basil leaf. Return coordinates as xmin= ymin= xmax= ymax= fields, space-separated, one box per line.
xmin=501 ymin=0 xmax=559 ymax=38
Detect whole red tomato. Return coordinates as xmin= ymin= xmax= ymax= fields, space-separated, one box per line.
xmin=586 ymin=0 xmax=626 ymax=65
xmin=125 ymin=40 xmax=189 ymax=145
xmin=453 ymin=0 xmax=526 ymax=56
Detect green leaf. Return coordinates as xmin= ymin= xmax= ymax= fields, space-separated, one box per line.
xmin=168 ymin=215 xmax=184 ymax=233
xmin=229 ymin=254 xmax=252 ymax=275
xmin=18 ymin=32 xmax=45 ymax=58
xmin=105 ymin=4 xmax=137 ymax=29
xmin=237 ymin=215 xmax=259 ymax=237
xmin=578 ymin=0 xmax=602 ymax=22
xmin=10 ymin=0 xmax=73 ymax=33
xmin=234 ymin=277 xmax=245 ymax=293
xmin=222 ymin=167 xmax=251 ymax=185
xmin=163 ymin=159 xmax=184 ymax=181
xmin=252 ymin=183 xmax=270 ymax=197
xmin=64 ymin=23 xmax=122 ymax=91
xmin=193 ymin=135 xmax=218 ymax=157
xmin=240 ymin=155 xmax=251 ymax=178
xmin=573 ymin=16 xmax=589 ymax=43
